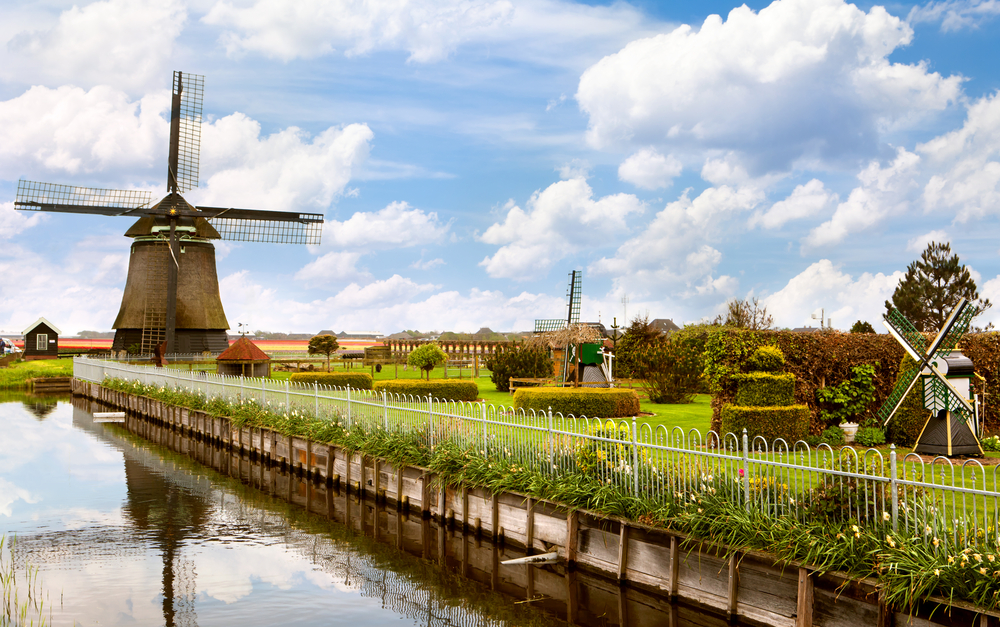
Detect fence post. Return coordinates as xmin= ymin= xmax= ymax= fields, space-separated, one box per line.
xmin=481 ymin=400 xmax=487 ymax=455
xmin=314 ymin=382 xmax=319 ymax=418
xmin=632 ymin=416 xmax=639 ymax=496
xmin=547 ymin=407 xmax=554 ymax=474
xmin=742 ymin=429 xmax=750 ymax=511
xmin=261 ymin=378 xmax=266 ymax=405
xmin=383 ymin=390 xmax=389 ymax=431
xmin=240 ymin=374 xmax=244 ymax=401
xmin=890 ymin=444 xmax=898 ymax=533
xmin=346 ymin=385 xmax=352 ymax=429
xmin=428 ymin=394 xmax=434 ymax=449
xmin=285 ymin=379 xmax=290 ymax=410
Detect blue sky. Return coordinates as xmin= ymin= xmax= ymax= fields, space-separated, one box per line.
xmin=3 ymin=0 xmax=1000 ymax=335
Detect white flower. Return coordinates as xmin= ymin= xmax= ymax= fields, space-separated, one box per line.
xmin=882 ymin=511 xmax=891 ymax=521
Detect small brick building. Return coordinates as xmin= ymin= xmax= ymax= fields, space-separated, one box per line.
xmin=216 ymin=336 xmax=270 ymax=377
xmin=22 ymin=318 xmax=60 ymax=360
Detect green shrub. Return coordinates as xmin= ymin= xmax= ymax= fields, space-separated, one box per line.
xmin=512 ymin=387 xmax=641 ymax=418
xmin=854 ymin=426 xmax=886 ymax=447
xmin=720 ymin=404 xmax=810 ymax=443
xmin=484 ymin=344 xmax=554 ymax=392
xmin=635 ymin=337 xmax=702 ymax=404
xmin=733 ymin=373 xmax=794 ymax=406
xmin=820 ymin=426 xmax=846 ymax=446
xmin=289 ymin=372 xmax=373 ymax=389
xmin=746 ymin=345 xmax=785 ymax=373
xmin=885 ymin=356 xmax=927 ymax=446
xmin=982 ymin=435 xmax=1000 ymax=452
xmin=815 ymin=363 xmax=877 ymax=426
xmin=373 ymin=379 xmax=479 ymax=402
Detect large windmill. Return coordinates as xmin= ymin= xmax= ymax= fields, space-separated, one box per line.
xmin=15 ymin=71 xmax=323 ymax=355
xmin=877 ymin=297 xmax=983 ymax=456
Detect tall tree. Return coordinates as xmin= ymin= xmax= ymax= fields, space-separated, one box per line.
xmin=885 ymin=242 xmax=992 ymax=331
xmin=308 ymin=334 xmax=340 ymax=371
xmin=713 ymin=297 xmax=774 ymax=330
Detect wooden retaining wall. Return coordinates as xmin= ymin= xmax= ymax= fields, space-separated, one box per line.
xmin=74 ymin=379 xmax=1000 ymax=627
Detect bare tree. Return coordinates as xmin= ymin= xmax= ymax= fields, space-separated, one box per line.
xmin=714 ymin=297 xmax=774 ymax=330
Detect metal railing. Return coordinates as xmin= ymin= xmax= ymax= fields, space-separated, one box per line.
xmin=74 ymin=357 xmax=1000 ymax=550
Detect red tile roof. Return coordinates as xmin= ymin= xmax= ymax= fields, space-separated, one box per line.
xmin=217 ymin=336 xmax=270 ymax=362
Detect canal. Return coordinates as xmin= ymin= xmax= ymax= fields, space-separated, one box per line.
xmin=1 ymin=394 xmax=732 ymax=627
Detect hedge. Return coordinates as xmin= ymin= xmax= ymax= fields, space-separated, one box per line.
xmin=733 ymin=373 xmax=795 ymax=407
xmin=512 ymin=387 xmax=641 ymax=418
xmin=373 ymin=380 xmax=479 ymax=402
xmin=720 ymin=404 xmax=811 ymax=443
xmin=289 ymin=372 xmax=373 ymax=390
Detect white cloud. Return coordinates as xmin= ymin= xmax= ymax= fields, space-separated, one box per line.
xmin=762 ymin=259 xmax=904 ymax=329
xmin=202 ymin=0 xmax=657 ymax=69
xmin=0 ymin=85 xmax=168 ymax=181
xmin=194 ymin=114 xmax=373 ymax=212
xmin=577 ymin=0 xmax=962 ymax=172
xmin=919 ymin=91 xmax=1000 ymax=222
xmin=590 ymin=184 xmax=763 ymax=298
xmin=219 ymin=270 xmax=563 ymax=333
xmin=3 ymin=0 xmax=186 ymax=91
xmin=0 ymin=477 xmax=38 ymax=517
xmin=322 ymin=201 xmax=450 ymax=249
xmin=804 ymin=148 xmax=920 ymax=247
xmin=294 ymin=251 xmax=368 ymax=284
xmin=478 ymin=177 xmax=643 ymax=279
xmin=909 ymin=0 xmax=1000 ymax=32
xmin=0 ymin=201 xmax=44 ymax=239
xmin=906 ymin=229 xmax=949 ymax=252
xmin=410 ymin=258 xmax=445 ymax=270
xmin=333 ymin=275 xmax=437 ymax=309
xmin=618 ymin=148 xmax=682 ymax=190
xmin=749 ymin=179 xmax=836 ymax=229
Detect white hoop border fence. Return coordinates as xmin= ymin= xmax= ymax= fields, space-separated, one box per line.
xmin=74 ymin=357 xmax=1000 ymax=550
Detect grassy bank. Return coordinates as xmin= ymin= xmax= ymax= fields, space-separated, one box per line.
xmin=0 ymin=358 xmax=73 ymax=390
xmin=99 ymin=375 xmax=1000 ymax=616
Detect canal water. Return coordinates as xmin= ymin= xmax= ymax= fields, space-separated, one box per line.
xmin=0 ymin=395 xmax=733 ymax=627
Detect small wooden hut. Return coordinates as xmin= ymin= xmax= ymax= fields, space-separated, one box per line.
xmin=22 ymin=318 xmax=60 ymax=360
xmin=216 ymin=336 xmax=270 ymax=377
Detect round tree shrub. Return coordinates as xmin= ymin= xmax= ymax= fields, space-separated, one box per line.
xmin=746 ymin=345 xmax=785 ymax=372
xmin=854 ymin=426 xmax=886 ymax=447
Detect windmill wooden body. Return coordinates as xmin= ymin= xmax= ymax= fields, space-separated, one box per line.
xmin=15 ymin=72 xmax=323 ymax=355
xmin=877 ymin=298 xmax=983 ymax=456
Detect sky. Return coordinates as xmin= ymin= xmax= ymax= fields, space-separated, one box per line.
xmin=3 ymin=0 xmax=1000 ymax=336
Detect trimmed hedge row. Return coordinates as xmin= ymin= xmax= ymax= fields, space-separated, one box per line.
xmin=733 ymin=373 xmax=795 ymax=407
xmin=289 ymin=372 xmax=374 ymax=390
xmin=373 ymin=380 xmax=479 ymax=402
xmin=512 ymin=387 xmax=641 ymax=418
xmin=720 ymin=404 xmax=811 ymax=443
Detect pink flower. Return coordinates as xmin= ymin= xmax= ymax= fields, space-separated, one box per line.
xmin=738 ymin=469 xmax=745 ymax=477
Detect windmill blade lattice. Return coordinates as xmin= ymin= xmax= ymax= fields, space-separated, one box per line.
xmin=15 ymin=179 xmax=152 ymax=214
xmin=206 ymin=212 xmax=323 ymax=245
xmin=877 ymin=297 xmax=978 ymax=427
xmin=171 ymin=71 xmax=204 ymax=193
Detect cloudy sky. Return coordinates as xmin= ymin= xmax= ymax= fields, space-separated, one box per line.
xmin=2 ymin=0 xmax=1000 ymax=335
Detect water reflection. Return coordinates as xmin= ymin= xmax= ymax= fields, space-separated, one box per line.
xmin=0 ymin=395 xmax=739 ymax=627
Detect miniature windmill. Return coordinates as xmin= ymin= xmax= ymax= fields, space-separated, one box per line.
xmin=15 ymin=71 xmax=323 ymax=355
xmin=877 ymin=297 xmax=983 ymax=456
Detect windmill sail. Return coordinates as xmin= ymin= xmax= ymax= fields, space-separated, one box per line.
xmin=206 ymin=212 xmax=323 ymax=245
xmin=15 ymin=179 xmax=152 ymax=214
xmin=169 ymin=71 xmax=204 ymax=194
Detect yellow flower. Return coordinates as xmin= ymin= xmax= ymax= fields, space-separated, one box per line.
xmin=854 ymin=532 xmax=861 ymax=539
xmin=934 ymin=569 xmax=941 ymax=576
xmin=990 ymin=555 xmax=996 ymax=562
xmin=882 ymin=511 xmax=891 ymax=521
xmin=975 ymin=554 xmax=983 ymax=562
xmin=852 ymin=525 xmax=859 ymax=533
xmin=836 ymin=533 xmax=844 ymax=540
xmin=933 ymin=537 xmax=940 ymax=547
xmin=948 ymin=556 xmax=955 ymax=563
xmin=981 ymin=567 xmax=989 ymax=575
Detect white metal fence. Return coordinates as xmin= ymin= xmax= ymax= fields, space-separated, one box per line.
xmin=74 ymin=357 xmax=1000 ymax=550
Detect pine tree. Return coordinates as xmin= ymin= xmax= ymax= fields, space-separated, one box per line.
xmin=884 ymin=242 xmax=991 ymax=331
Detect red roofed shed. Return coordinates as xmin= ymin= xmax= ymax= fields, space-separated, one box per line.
xmin=216 ymin=336 xmax=271 ymax=378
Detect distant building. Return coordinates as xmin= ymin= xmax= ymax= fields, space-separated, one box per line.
xmin=651 ymin=318 xmax=680 ymax=334
xmin=22 ymin=318 xmax=60 ymax=361
xmin=388 ymin=331 xmax=414 ymax=340
xmin=790 ymin=326 xmax=822 ymax=333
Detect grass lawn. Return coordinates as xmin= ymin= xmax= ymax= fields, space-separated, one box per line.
xmin=269 ymin=364 xmax=713 ymax=433
xmin=0 ymin=358 xmax=75 ymax=389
